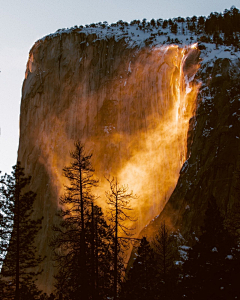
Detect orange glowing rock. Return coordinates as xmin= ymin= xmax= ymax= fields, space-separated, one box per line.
xmin=18 ymin=31 xmax=200 ymax=292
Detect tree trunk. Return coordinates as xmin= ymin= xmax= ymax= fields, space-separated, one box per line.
xmin=114 ymin=180 xmax=118 ymax=300
xmin=79 ymin=166 xmax=87 ymax=300
xmin=91 ymin=202 xmax=95 ymax=300
xmin=15 ymin=178 xmax=20 ymax=300
xmin=95 ymin=217 xmax=99 ymax=300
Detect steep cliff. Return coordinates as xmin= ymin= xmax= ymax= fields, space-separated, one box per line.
xmin=19 ymin=27 xmax=200 ymax=292
xmin=143 ymin=55 xmax=240 ymax=240
xmin=17 ymin=20 xmax=240 ymax=293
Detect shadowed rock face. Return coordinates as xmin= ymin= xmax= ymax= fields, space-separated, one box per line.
xmin=143 ymin=58 xmax=240 ymax=240
xmin=18 ymin=28 xmax=200 ymax=293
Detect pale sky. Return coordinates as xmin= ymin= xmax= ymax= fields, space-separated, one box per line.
xmin=0 ymin=0 xmax=239 ymax=175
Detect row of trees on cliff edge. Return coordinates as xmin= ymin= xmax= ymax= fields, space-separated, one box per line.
xmin=82 ymin=7 xmax=240 ymax=48
xmin=1 ymin=141 xmax=240 ymax=299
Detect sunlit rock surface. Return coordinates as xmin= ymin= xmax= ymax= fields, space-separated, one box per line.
xmin=18 ymin=28 xmax=200 ymax=293
xmin=143 ymin=57 xmax=240 ymax=240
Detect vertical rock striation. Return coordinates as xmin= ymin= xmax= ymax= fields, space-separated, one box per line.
xmin=18 ymin=28 xmax=199 ymax=293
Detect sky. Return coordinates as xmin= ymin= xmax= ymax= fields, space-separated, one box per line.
xmin=0 ymin=0 xmax=239 ymax=175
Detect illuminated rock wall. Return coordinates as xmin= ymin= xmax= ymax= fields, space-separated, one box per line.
xmin=143 ymin=57 xmax=240 ymax=240
xmin=18 ymin=31 xmax=199 ymax=293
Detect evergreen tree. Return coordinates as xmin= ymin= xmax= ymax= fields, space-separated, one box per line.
xmin=87 ymin=205 xmax=116 ymax=300
xmin=0 ymin=162 xmax=44 ymax=300
xmin=153 ymin=222 xmax=179 ymax=299
xmin=150 ymin=18 xmax=156 ymax=28
xmin=170 ymin=23 xmax=178 ymax=34
xmin=120 ymin=237 xmax=156 ymax=300
xmin=153 ymin=222 xmax=176 ymax=282
xmin=52 ymin=204 xmax=115 ymax=300
xmin=51 ymin=141 xmax=96 ymax=299
xmin=105 ymin=177 xmax=137 ymax=300
xmin=0 ymin=170 xmax=12 ymax=268
xmin=223 ymin=202 xmax=240 ymax=298
xmin=51 ymin=142 xmax=115 ymax=300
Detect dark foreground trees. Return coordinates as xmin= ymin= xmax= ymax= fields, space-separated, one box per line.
xmin=178 ymin=196 xmax=240 ymax=300
xmin=51 ymin=142 xmax=116 ymax=300
xmin=120 ymin=195 xmax=240 ymax=300
xmin=0 ymin=162 xmax=44 ymax=300
xmin=120 ymin=225 xmax=180 ymax=300
xmin=152 ymin=222 xmax=180 ymax=299
xmin=153 ymin=222 xmax=178 ymax=284
xmin=105 ymin=177 xmax=137 ymax=300
xmin=120 ymin=237 xmax=157 ymax=300
xmin=51 ymin=142 xmax=139 ymax=300
xmin=1 ymin=157 xmax=240 ymax=299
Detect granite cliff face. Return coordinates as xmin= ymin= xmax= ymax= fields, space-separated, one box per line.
xmin=18 ymin=27 xmax=199 ymax=292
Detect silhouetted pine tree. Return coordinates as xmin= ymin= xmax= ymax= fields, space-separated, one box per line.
xmin=86 ymin=205 xmax=116 ymax=300
xmin=0 ymin=162 xmax=44 ymax=300
xmin=105 ymin=176 xmax=137 ymax=300
xmin=153 ymin=222 xmax=179 ymax=300
xmin=120 ymin=237 xmax=157 ymax=300
xmin=51 ymin=141 xmax=97 ymax=299
xmin=0 ymin=170 xmax=12 ymax=268
xmin=51 ymin=142 xmax=116 ymax=300
xmin=52 ymin=204 xmax=115 ymax=300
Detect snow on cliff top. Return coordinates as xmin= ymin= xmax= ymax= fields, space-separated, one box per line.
xmin=31 ymin=21 xmax=240 ymax=65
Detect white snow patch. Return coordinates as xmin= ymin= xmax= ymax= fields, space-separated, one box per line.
xmin=175 ymin=261 xmax=183 ymax=266
xmin=181 ymin=160 xmax=189 ymax=173
xmin=179 ymin=245 xmax=190 ymax=261
xmin=202 ymin=128 xmax=211 ymax=137
xmin=30 ymin=22 xmax=240 ymax=75
xmin=180 ymin=245 xmax=190 ymax=250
